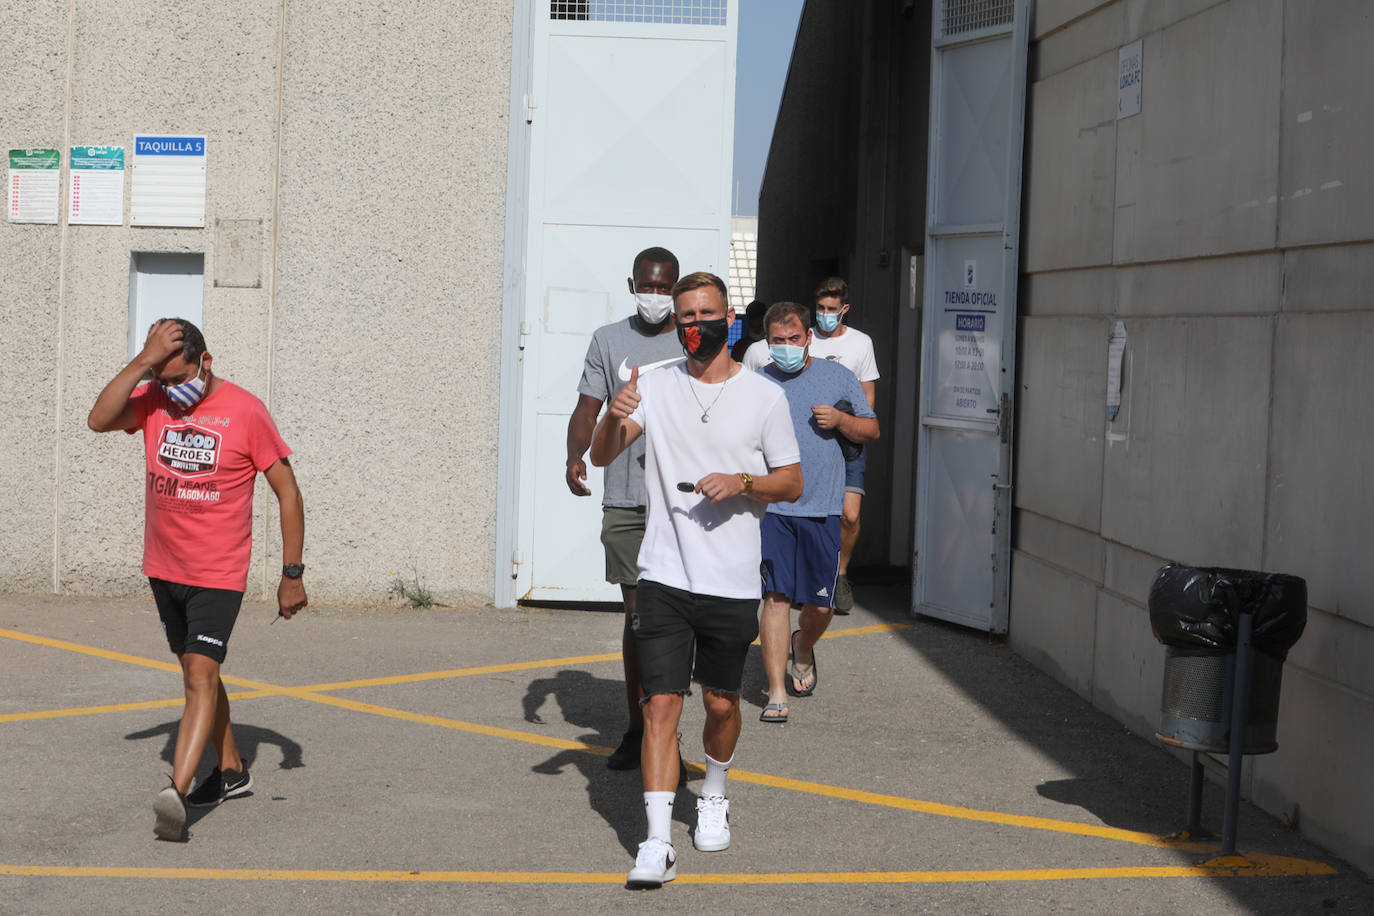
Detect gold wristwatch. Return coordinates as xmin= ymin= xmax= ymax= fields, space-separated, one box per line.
xmin=737 ymin=472 xmax=754 ymax=495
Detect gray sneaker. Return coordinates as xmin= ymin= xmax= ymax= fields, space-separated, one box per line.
xmin=153 ymin=782 xmax=187 ymax=842
xmin=833 ymin=573 xmax=854 ymax=614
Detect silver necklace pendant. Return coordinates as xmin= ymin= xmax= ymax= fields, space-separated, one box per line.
xmin=701 ymin=413 xmax=710 ymax=423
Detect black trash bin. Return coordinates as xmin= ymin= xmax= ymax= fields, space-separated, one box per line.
xmin=1148 ymin=563 xmax=1307 ymax=754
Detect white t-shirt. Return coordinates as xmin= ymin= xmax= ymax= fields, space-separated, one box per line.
xmin=742 ymin=328 xmax=880 ymax=382
xmin=628 ymin=362 xmax=800 ymax=599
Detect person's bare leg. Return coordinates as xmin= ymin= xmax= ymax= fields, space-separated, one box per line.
xmin=839 ymin=491 xmax=862 ymax=575
xmin=621 ymin=584 xmax=644 ymax=733
xmin=792 ymin=603 xmax=833 ymax=670
xmin=760 ymin=593 xmax=792 ymax=709
xmin=701 ymin=689 xmax=742 ymax=765
xmin=640 ymin=693 xmax=685 ymax=792
xmin=209 ymin=677 xmax=243 ymax=772
xmin=172 ymin=653 xmax=222 ymax=793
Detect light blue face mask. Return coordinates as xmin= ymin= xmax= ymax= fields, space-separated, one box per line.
xmin=769 ymin=343 xmax=807 ymax=373
xmin=815 ymin=311 xmax=842 ymax=333
xmin=162 ymin=355 xmax=207 ymax=411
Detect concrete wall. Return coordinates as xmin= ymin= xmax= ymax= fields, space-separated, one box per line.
xmin=1016 ymin=0 xmax=1374 ymax=876
xmin=1 ymin=0 xmax=513 ymax=605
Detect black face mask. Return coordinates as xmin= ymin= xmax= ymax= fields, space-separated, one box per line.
xmin=677 ymin=318 xmax=729 ymax=362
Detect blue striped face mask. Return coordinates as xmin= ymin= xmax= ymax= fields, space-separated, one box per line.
xmin=162 ymin=355 xmax=207 ymax=411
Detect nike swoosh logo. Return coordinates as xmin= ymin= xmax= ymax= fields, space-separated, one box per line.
xmin=618 ymin=356 xmax=685 ymax=382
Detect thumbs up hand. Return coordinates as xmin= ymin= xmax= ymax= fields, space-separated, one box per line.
xmin=609 ymin=364 xmax=641 ymax=420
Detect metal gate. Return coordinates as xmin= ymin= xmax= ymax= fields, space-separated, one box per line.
xmin=913 ymin=0 xmax=1029 ymax=632
xmin=503 ymin=1 xmax=738 ymax=604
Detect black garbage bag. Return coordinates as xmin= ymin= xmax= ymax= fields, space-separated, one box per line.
xmin=1148 ymin=563 xmax=1307 ymax=659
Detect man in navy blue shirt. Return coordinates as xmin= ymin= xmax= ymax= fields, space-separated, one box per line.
xmin=754 ymin=302 xmax=879 ymax=724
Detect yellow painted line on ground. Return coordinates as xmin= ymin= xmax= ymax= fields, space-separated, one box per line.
xmin=726 ymin=768 xmax=1203 ymax=850
xmin=0 ymin=627 xmax=275 ymax=691
xmin=0 ymin=690 xmax=276 ymax=725
xmin=298 ymin=653 xmax=623 ymax=692
xmin=749 ymin=620 xmax=909 ymax=646
xmin=0 ymin=853 xmax=1334 ymax=884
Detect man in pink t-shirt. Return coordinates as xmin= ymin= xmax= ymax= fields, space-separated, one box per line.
xmin=89 ymin=318 xmax=307 ymax=842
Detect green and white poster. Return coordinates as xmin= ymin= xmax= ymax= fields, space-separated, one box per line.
xmin=69 ymin=145 xmax=125 ymax=225
xmin=8 ymin=148 xmax=60 ymax=224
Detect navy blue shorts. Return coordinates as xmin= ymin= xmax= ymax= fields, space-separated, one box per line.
xmin=149 ymin=578 xmax=244 ymax=663
xmin=634 ymin=580 xmax=760 ymax=697
xmin=844 ymin=448 xmax=867 ymax=494
xmin=760 ymin=514 xmax=842 ymax=608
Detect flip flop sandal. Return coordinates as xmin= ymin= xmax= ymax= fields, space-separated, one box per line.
xmin=786 ymin=629 xmax=817 ymax=698
xmin=759 ymin=702 xmax=789 ymax=724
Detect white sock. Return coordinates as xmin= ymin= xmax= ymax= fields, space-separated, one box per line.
xmin=701 ymin=752 xmax=733 ymax=798
xmin=644 ymin=791 xmax=675 ymax=843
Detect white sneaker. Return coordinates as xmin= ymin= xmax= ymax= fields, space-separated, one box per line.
xmin=693 ymin=794 xmax=731 ymax=852
xmin=626 ymin=838 xmax=677 ymax=889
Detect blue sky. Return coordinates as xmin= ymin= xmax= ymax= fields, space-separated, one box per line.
xmin=733 ymin=0 xmax=805 ymax=217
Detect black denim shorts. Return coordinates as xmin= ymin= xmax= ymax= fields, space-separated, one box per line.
xmin=633 ymin=579 xmax=760 ymax=697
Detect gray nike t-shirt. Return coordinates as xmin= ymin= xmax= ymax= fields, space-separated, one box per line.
xmin=577 ymin=316 xmax=684 ymax=507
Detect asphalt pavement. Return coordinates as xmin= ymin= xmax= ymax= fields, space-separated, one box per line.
xmin=1 ymin=585 xmax=1370 ymax=914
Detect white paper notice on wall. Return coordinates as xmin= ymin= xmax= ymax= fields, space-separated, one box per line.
xmin=1107 ymin=320 xmax=1127 ymax=422
xmin=1118 ymin=40 xmax=1142 ymax=119
xmin=8 ymin=148 xmax=61 ymax=224
xmin=131 ymin=134 xmax=206 ymax=227
xmin=69 ymin=146 xmax=125 ymax=225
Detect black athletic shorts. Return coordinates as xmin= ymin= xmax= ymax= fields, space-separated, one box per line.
xmin=634 ymin=579 xmax=760 ymax=697
xmin=149 ymin=578 xmax=244 ymax=664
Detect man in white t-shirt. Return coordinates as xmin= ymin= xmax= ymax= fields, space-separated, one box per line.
xmin=591 ymin=272 xmax=802 ymax=890
xmin=741 ymin=277 xmax=878 ymax=614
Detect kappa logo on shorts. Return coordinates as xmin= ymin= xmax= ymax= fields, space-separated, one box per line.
xmin=195 ymin=634 xmax=225 ymax=647
xmin=631 ymin=613 xmax=641 ymax=632
xmin=157 ymin=423 xmax=221 ymax=478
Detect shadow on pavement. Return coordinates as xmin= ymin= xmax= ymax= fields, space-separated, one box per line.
xmin=522 ymin=668 xmax=696 ymax=855
xmin=862 ymin=583 xmax=1373 ymax=911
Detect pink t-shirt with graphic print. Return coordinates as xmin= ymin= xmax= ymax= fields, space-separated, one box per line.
xmin=128 ymin=380 xmax=291 ymax=592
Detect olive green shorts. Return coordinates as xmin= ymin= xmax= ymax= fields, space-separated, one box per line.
xmin=600 ymin=506 xmax=646 ymax=586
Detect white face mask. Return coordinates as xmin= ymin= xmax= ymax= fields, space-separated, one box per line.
xmin=634 ymin=291 xmax=673 ymax=324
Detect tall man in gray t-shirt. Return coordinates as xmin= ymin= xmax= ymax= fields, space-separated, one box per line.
xmin=566 ymin=246 xmax=684 ymax=769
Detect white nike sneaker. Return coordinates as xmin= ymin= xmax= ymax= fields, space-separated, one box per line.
xmin=693 ymin=794 xmax=731 ymax=852
xmin=625 ymin=837 xmax=677 ymax=889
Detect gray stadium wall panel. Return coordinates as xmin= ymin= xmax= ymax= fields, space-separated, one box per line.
xmin=1007 ymin=551 xmax=1098 ymax=698
xmin=1100 ymin=539 xmax=1166 ymax=609
xmin=1091 ymin=589 xmax=1165 ymax=739
xmin=1278 ymin=0 xmax=1374 ymax=248
xmin=1114 ymin=253 xmax=1281 ymax=318
xmin=1283 ymin=243 xmax=1374 ymax=314
xmin=1098 ymin=316 xmax=1272 ymax=572
xmin=1265 ymin=311 xmax=1374 ymax=630
xmin=1111 ymin=0 xmax=1281 ymax=264
xmin=1012 ymin=510 xmax=1104 ymax=586
xmin=1022 ymin=51 xmax=1117 ymax=274
xmin=1014 ymin=317 xmax=1107 ymax=530
xmin=1250 ymin=666 xmax=1374 ymax=877
xmin=1019 ymin=267 xmax=1114 ymax=318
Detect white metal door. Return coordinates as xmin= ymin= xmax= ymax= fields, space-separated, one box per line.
xmin=913 ymin=0 xmax=1029 ymax=632
xmin=512 ymin=1 xmax=737 ymax=602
